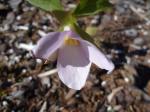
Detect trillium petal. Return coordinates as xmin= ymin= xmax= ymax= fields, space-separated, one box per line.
xmin=57 ymin=45 xmax=91 ymax=90
xmin=81 ymin=41 xmax=114 ymax=74
xmin=32 ymin=32 xmax=67 ymax=60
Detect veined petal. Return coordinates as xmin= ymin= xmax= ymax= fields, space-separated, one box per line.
xmin=57 ymin=45 xmax=91 ymax=90
xmin=81 ymin=41 xmax=114 ymax=74
xmin=32 ymin=32 xmax=68 ymax=60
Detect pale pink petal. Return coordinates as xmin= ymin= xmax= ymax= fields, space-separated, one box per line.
xmin=57 ymin=45 xmax=91 ymax=90
xmin=32 ymin=32 xmax=67 ymax=60
xmin=64 ymin=30 xmax=114 ymax=73
xmin=80 ymin=41 xmax=114 ymax=74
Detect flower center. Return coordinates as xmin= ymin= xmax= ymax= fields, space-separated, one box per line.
xmin=64 ymin=37 xmax=80 ymax=46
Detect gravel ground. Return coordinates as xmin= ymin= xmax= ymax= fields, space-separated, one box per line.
xmin=0 ymin=0 xmax=150 ymax=112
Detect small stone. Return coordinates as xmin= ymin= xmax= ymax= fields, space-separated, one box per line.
xmin=114 ymin=15 xmax=118 ymax=21
xmin=138 ymin=25 xmax=142 ymax=29
xmin=8 ymin=49 xmax=14 ymax=54
xmin=68 ymin=4 xmax=76 ymax=9
xmin=18 ymin=43 xmax=35 ymax=51
xmin=125 ymin=56 xmax=131 ymax=64
xmin=22 ymin=69 xmax=27 ymax=74
xmin=107 ymin=106 xmax=113 ymax=111
xmin=17 ymin=25 xmax=28 ymax=30
xmin=101 ymin=81 xmax=107 ymax=87
xmin=9 ymin=0 xmax=22 ymax=10
xmin=124 ymin=29 xmax=138 ymax=37
xmin=25 ymin=53 xmax=31 ymax=58
xmin=43 ymin=25 xmax=48 ymax=30
xmin=143 ymin=31 xmax=148 ymax=36
xmin=133 ymin=37 xmax=144 ymax=46
xmin=14 ymin=56 xmax=20 ymax=62
xmin=91 ymin=15 xmax=100 ymax=25
xmin=2 ymin=101 xmax=8 ymax=106
xmin=16 ymin=15 xmax=21 ymax=20
xmin=36 ymin=59 xmax=42 ymax=64
xmin=101 ymin=14 xmax=111 ymax=26
xmin=28 ymin=76 xmax=32 ymax=80
xmin=38 ymin=30 xmax=46 ymax=37
xmin=124 ymin=77 xmax=130 ymax=83
xmin=91 ymin=19 xmax=97 ymax=25
xmin=41 ymin=77 xmax=51 ymax=87
xmin=3 ymin=12 xmax=15 ymax=25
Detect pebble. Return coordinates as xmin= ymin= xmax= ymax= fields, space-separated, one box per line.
xmin=91 ymin=15 xmax=100 ymax=25
xmin=17 ymin=25 xmax=29 ymax=31
xmin=23 ymin=6 xmax=30 ymax=12
xmin=2 ymin=101 xmax=8 ymax=107
xmin=4 ymin=56 xmax=9 ymax=61
xmin=101 ymin=14 xmax=111 ymax=26
xmin=124 ymin=29 xmax=138 ymax=37
xmin=68 ymin=4 xmax=76 ymax=9
xmin=133 ymin=37 xmax=144 ymax=46
xmin=25 ymin=53 xmax=32 ymax=59
xmin=138 ymin=25 xmax=142 ymax=29
xmin=22 ymin=69 xmax=27 ymax=74
xmin=41 ymin=77 xmax=51 ymax=87
xmin=107 ymin=106 xmax=113 ymax=111
xmin=142 ymin=30 xmax=148 ymax=36
xmin=36 ymin=59 xmax=42 ymax=64
xmin=28 ymin=76 xmax=32 ymax=80
xmin=111 ymin=49 xmax=122 ymax=54
xmin=18 ymin=43 xmax=35 ymax=51
xmin=38 ymin=30 xmax=46 ymax=37
xmin=8 ymin=0 xmax=22 ymax=11
xmin=14 ymin=56 xmax=20 ymax=62
xmin=42 ymin=25 xmax=48 ymax=30
xmin=114 ymin=15 xmax=118 ymax=21
xmin=21 ymin=77 xmax=32 ymax=85
xmin=125 ymin=56 xmax=131 ymax=64
xmin=7 ymin=49 xmax=14 ymax=54
xmin=16 ymin=15 xmax=21 ymax=20
xmin=0 ymin=25 xmax=9 ymax=32
xmin=124 ymin=77 xmax=130 ymax=83
xmin=116 ymin=5 xmax=126 ymax=14
xmin=101 ymin=81 xmax=107 ymax=87
xmin=3 ymin=12 xmax=15 ymax=25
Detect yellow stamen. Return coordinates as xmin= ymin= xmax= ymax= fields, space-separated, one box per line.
xmin=64 ymin=37 xmax=80 ymax=46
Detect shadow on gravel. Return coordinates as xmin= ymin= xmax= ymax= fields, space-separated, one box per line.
xmin=134 ymin=64 xmax=150 ymax=91
xmin=102 ymin=42 xmax=128 ymax=68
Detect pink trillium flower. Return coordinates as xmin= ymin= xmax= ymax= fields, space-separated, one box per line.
xmin=32 ymin=30 xmax=114 ymax=90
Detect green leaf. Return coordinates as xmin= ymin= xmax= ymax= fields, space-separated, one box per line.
xmin=72 ymin=23 xmax=100 ymax=49
xmin=72 ymin=23 xmax=94 ymax=44
xmin=53 ymin=11 xmax=76 ymax=25
xmin=27 ymin=0 xmax=63 ymax=11
xmin=86 ymin=26 xmax=97 ymax=36
xmin=73 ymin=0 xmax=112 ymax=16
